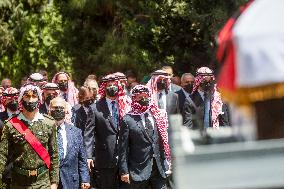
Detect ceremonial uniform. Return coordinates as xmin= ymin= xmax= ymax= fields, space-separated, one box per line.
xmin=0 ymin=113 xmax=59 ymax=188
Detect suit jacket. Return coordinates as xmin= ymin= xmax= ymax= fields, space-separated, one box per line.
xmin=72 ymin=104 xmax=88 ymax=135
xmin=175 ymin=89 xmax=188 ymax=113
xmin=182 ymin=91 xmax=230 ymax=129
xmin=118 ymin=113 xmax=167 ymax=181
xmin=39 ymin=103 xmax=48 ymax=115
xmin=165 ymin=92 xmax=180 ymax=115
xmin=59 ymin=124 xmax=90 ymax=189
xmin=170 ymin=83 xmax=181 ymax=92
xmin=84 ymin=98 xmax=119 ymax=169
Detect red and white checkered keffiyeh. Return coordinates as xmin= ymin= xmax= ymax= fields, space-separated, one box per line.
xmin=192 ymin=67 xmax=224 ymax=128
xmin=1 ymin=87 xmax=19 ymax=106
xmin=98 ymin=74 xmax=130 ymax=119
xmin=146 ymin=70 xmax=171 ymax=108
xmin=52 ymin=72 xmax=78 ymax=106
xmin=18 ymin=84 xmax=43 ymax=110
xmin=128 ymin=84 xmax=171 ymax=162
xmin=113 ymin=72 xmax=132 ymax=114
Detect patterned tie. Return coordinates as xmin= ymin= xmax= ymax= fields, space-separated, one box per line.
xmin=158 ymin=92 xmax=164 ymax=109
xmin=111 ymin=101 xmax=119 ymax=128
xmin=203 ymin=92 xmax=211 ymax=128
xmin=57 ymin=128 xmax=64 ymax=161
xmin=144 ymin=113 xmax=153 ymax=138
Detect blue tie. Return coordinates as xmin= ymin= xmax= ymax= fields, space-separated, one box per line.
xmin=57 ymin=128 xmax=64 ymax=161
xmin=203 ymin=92 xmax=211 ymax=128
xmin=111 ymin=101 xmax=119 ymax=127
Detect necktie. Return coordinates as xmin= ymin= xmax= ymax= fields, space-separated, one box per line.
xmin=111 ymin=101 xmax=119 ymax=127
xmin=158 ymin=92 xmax=164 ymax=109
xmin=203 ymin=92 xmax=211 ymax=128
xmin=57 ymin=128 xmax=64 ymax=161
xmin=144 ymin=113 xmax=153 ymax=138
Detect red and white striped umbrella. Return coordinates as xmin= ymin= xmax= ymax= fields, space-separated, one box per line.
xmin=217 ymin=0 xmax=284 ymax=104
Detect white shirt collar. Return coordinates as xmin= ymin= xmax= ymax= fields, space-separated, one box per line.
xmin=198 ymin=89 xmax=205 ymax=100
xmin=182 ymin=88 xmax=190 ymax=97
xmin=58 ymin=122 xmax=66 ymax=131
xmin=106 ymin=97 xmax=117 ymax=105
xmin=17 ymin=111 xmax=44 ymax=123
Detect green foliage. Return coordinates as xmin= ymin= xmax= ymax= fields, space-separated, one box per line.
xmin=0 ymin=0 xmax=248 ymax=86
xmin=0 ymin=1 xmax=72 ymax=86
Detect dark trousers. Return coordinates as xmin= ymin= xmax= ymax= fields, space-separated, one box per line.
xmin=96 ymin=167 xmax=118 ymax=189
xmin=130 ymin=160 xmax=167 ymax=189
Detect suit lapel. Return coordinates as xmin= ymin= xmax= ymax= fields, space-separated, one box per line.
xmin=166 ymin=93 xmax=171 ymax=113
xmin=101 ymin=98 xmax=118 ymax=132
xmin=133 ymin=115 xmax=153 ymax=143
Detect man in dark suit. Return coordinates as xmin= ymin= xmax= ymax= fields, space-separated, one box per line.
xmin=183 ymin=67 xmax=230 ymax=129
xmin=72 ymin=86 xmax=95 ymax=135
xmin=50 ymin=97 xmax=90 ymax=189
xmin=175 ymin=73 xmax=195 ymax=113
xmin=161 ymin=66 xmax=182 ymax=92
xmin=84 ymin=74 xmax=130 ymax=189
xmin=118 ymin=85 xmax=169 ymax=189
xmin=39 ymin=83 xmax=60 ymax=115
xmin=147 ymin=70 xmax=179 ymax=115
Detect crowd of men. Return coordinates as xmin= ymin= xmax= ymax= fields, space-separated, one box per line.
xmin=0 ymin=66 xmax=230 ymax=189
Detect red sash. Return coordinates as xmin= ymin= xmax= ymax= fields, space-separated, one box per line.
xmin=9 ymin=117 xmax=51 ymax=169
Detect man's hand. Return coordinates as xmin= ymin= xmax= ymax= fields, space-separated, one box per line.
xmin=81 ymin=182 xmax=90 ymax=189
xmin=87 ymin=159 xmax=94 ymax=171
xmin=50 ymin=183 xmax=57 ymax=189
xmin=121 ymin=174 xmax=130 ymax=184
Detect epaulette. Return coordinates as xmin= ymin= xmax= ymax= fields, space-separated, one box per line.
xmin=43 ymin=114 xmax=55 ymax=121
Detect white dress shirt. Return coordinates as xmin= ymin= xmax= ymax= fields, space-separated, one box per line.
xmin=182 ymin=88 xmax=190 ymax=98
xmin=58 ymin=122 xmax=68 ymax=158
xmin=141 ymin=111 xmax=155 ymax=130
xmin=106 ymin=97 xmax=118 ymax=116
xmin=157 ymin=90 xmax=167 ymax=110
xmin=198 ymin=89 xmax=205 ymax=101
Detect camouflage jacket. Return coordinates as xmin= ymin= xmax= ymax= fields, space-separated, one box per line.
xmin=0 ymin=112 xmax=59 ymax=184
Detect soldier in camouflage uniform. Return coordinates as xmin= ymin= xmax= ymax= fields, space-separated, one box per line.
xmin=0 ymin=84 xmax=59 ymax=189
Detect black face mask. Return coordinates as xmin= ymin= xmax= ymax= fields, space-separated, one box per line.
xmin=50 ymin=108 xmax=65 ymax=121
xmin=45 ymin=95 xmax=55 ymax=106
xmin=138 ymin=98 xmax=150 ymax=107
xmin=82 ymin=99 xmax=94 ymax=108
xmin=200 ymin=81 xmax=214 ymax=92
xmin=184 ymin=83 xmax=193 ymax=94
xmin=157 ymin=81 xmax=167 ymax=91
xmin=22 ymin=101 xmax=38 ymax=112
xmin=6 ymin=101 xmax=18 ymax=112
xmin=58 ymin=82 xmax=68 ymax=91
xmin=106 ymin=86 xmax=118 ymax=97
